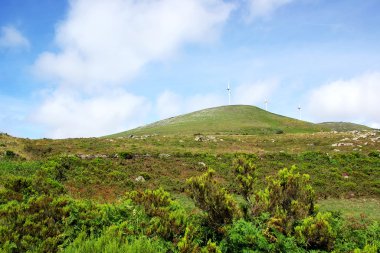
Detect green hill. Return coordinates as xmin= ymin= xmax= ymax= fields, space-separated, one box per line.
xmin=317 ymin=122 xmax=372 ymax=132
xmin=110 ymin=105 xmax=327 ymax=137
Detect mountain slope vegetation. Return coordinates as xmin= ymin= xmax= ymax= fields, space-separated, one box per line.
xmin=318 ymin=122 xmax=372 ymax=132
xmin=110 ymin=105 xmax=327 ymax=137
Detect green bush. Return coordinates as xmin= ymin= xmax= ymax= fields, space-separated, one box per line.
xmin=253 ymin=166 xmax=315 ymax=234
xmin=63 ymin=232 xmax=169 ymax=253
xmin=186 ymin=169 xmax=241 ymax=230
xmin=126 ymin=188 xmax=187 ymax=241
xmin=118 ymin=152 xmax=134 ymax=159
xmin=221 ymin=219 xmax=272 ymax=252
xmin=4 ymin=150 xmax=16 ymax=159
xmin=295 ymin=212 xmax=337 ymax=251
xmin=233 ymin=156 xmax=257 ymax=203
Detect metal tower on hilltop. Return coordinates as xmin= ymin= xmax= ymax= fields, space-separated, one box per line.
xmin=264 ymin=99 xmax=268 ymax=111
xmin=226 ymin=82 xmax=231 ymax=105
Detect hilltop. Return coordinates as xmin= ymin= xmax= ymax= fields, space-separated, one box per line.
xmin=318 ymin=122 xmax=372 ymax=132
xmin=110 ymin=105 xmax=327 ymax=137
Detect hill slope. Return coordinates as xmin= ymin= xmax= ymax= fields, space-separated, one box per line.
xmin=317 ymin=122 xmax=372 ymax=132
xmin=110 ymin=105 xmax=327 ymax=136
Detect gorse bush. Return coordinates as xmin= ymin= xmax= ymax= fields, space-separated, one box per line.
xmin=1 ymin=158 xmax=379 ymax=252
xmin=253 ymin=166 xmax=315 ymax=234
xmin=233 ymin=156 xmax=257 ymax=202
xmin=186 ymin=169 xmax=241 ymax=229
xmin=295 ymin=212 xmax=337 ymax=251
xmin=126 ymin=188 xmax=188 ymax=241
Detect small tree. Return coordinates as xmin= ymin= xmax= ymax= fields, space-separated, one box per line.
xmin=186 ymin=169 xmax=240 ymax=229
xmin=233 ymin=156 xmax=257 ymax=203
xmin=253 ymin=166 xmax=315 ymax=234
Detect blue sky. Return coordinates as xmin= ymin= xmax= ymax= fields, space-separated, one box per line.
xmin=1 ymin=0 xmax=380 ymax=138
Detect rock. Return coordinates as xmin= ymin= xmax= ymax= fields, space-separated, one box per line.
xmin=198 ymin=162 xmax=206 ymax=167
xmin=333 ymin=149 xmax=340 ymax=152
xmin=332 ymin=143 xmax=354 ymax=147
xmin=194 ymin=135 xmax=205 ymax=141
xmin=159 ymin=153 xmax=171 ymax=158
xmin=135 ymin=176 xmax=145 ymax=182
xmin=194 ymin=134 xmax=217 ymax=142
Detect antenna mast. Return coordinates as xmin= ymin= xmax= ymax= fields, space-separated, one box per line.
xmin=226 ymin=82 xmax=231 ymax=105
xmin=264 ymin=99 xmax=268 ymax=111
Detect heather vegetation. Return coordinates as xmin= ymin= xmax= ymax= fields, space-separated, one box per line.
xmin=0 ymin=126 xmax=380 ymax=252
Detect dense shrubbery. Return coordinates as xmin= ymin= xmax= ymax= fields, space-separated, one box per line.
xmin=0 ymin=156 xmax=379 ymax=252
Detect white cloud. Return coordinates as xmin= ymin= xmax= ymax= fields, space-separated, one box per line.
xmin=32 ymin=89 xmax=150 ymax=138
xmin=156 ymin=91 xmax=183 ymax=119
xmin=156 ymin=91 xmax=224 ymax=119
xmin=0 ymin=25 xmax=30 ymax=49
xmin=246 ymin=0 xmax=295 ymax=20
xmin=155 ymin=80 xmax=277 ymax=120
xmin=307 ymin=72 xmax=380 ymax=127
xmin=33 ymin=0 xmax=234 ymax=91
xmin=31 ymin=0 xmax=234 ymax=137
xmin=233 ymin=80 xmax=278 ymax=105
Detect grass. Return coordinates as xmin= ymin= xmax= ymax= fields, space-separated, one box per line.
xmin=318 ymin=122 xmax=373 ymax=132
xmin=109 ymin=105 xmax=328 ymax=137
xmin=318 ymin=198 xmax=380 ymax=221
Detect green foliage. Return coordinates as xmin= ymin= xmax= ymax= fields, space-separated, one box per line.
xmin=221 ymin=219 xmax=272 ymax=252
xmin=126 ymin=188 xmax=187 ymax=241
xmin=295 ymin=212 xmax=337 ymax=251
xmin=4 ymin=150 xmax=16 ymax=159
xmin=334 ymin=215 xmax=380 ymax=252
xmin=118 ymin=151 xmax=133 ymax=159
xmin=177 ymin=225 xmax=202 ymax=253
xmin=63 ymin=231 xmax=169 ymax=253
xmin=186 ymin=169 xmax=241 ymax=229
xmin=253 ymin=166 xmax=315 ymax=234
xmin=233 ymin=156 xmax=257 ymax=202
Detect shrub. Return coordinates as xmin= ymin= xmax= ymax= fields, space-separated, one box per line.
xmin=233 ymin=156 xmax=257 ymax=203
xmin=126 ymin=188 xmax=187 ymax=241
xmin=4 ymin=150 xmax=16 ymax=159
xmin=221 ymin=219 xmax=272 ymax=252
xmin=63 ymin=232 xmax=169 ymax=253
xmin=118 ymin=152 xmax=133 ymax=159
xmin=186 ymin=169 xmax=241 ymax=229
xmin=253 ymin=166 xmax=315 ymax=234
xmin=295 ymin=212 xmax=337 ymax=251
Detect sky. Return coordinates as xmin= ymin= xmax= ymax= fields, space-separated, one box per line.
xmin=1 ymin=0 xmax=380 ymax=138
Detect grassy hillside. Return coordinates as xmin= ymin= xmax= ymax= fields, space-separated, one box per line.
xmin=110 ymin=105 xmax=327 ymax=137
xmin=318 ymin=122 xmax=372 ymax=132
xmin=1 ymin=128 xmax=380 ymax=251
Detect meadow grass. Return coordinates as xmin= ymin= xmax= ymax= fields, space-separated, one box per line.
xmin=318 ymin=198 xmax=380 ymax=221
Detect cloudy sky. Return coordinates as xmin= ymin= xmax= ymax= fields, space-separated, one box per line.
xmin=1 ymin=0 xmax=380 ymax=138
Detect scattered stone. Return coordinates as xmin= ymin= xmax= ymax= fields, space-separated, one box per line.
xmin=342 ymin=173 xmax=349 ymax=179
xmin=194 ymin=135 xmax=217 ymax=142
xmin=194 ymin=135 xmax=205 ymax=141
xmin=332 ymin=143 xmax=354 ymax=147
xmin=198 ymin=162 xmax=206 ymax=167
xmin=135 ymin=176 xmax=145 ymax=182
xmin=159 ymin=153 xmax=171 ymax=159
xmin=77 ymin=154 xmax=109 ymax=159
xmin=333 ymin=149 xmax=340 ymax=152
